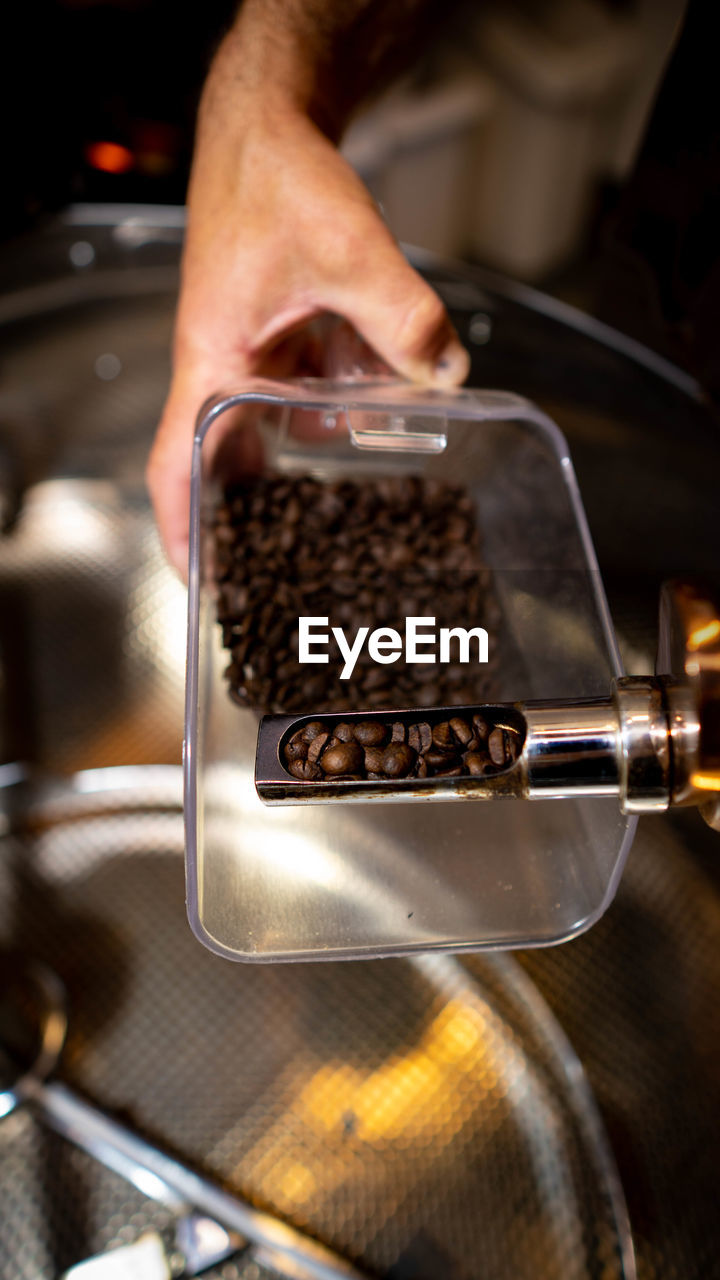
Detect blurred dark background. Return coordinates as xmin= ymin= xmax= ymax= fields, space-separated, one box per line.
xmin=3 ymin=0 xmax=235 ymax=228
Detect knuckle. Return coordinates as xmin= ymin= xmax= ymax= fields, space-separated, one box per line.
xmin=394 ymin=290 xmax=449 ymax=362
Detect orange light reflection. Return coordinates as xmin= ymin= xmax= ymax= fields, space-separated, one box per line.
xmin=85 ymin=141 xmax=134 ymax=175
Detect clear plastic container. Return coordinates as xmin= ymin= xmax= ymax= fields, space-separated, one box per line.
xmin=184 ymin=379 xmax=636 ymax=962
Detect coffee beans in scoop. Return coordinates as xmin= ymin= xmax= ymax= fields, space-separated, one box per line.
xmin=281 ymin=712 xmax=522 ymax=782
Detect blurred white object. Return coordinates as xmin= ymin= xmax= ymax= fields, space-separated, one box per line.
xmin=467 ymin=0 xmax=642 ymax=278
xmin=343 ymin=76 xmax=494 ymax=258
xmin=343 ymin=0 xmax=686 ymax=278
xmin=62 ymin=1233 xmax=170 ymax=1280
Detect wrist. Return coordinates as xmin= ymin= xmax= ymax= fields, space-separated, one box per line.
xmin=203 ymin=9 xmax=357 ymax=145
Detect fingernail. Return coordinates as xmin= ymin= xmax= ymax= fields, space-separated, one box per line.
xmin=432 ymin=340 xmax=471 ymax=387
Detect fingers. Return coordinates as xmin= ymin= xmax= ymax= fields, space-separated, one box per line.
xmin=147 ymin=383 xmax=198 ymax=579
xmin=147 ymin=331 xmax=314 ymax=578
xmin=147 ymin=349 xmax=232 ymax=579
xmin=225 ymin=126 xmax=470 ymax=388
xmin=319 ymin=216 xmax=470 ymax=387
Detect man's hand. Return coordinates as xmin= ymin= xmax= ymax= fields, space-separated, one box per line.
xmin=147 ymin=5 xmax=470 ymax=576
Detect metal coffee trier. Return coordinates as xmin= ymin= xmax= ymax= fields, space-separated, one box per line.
xmin=256 ymin=581 xmax=720 ymax=831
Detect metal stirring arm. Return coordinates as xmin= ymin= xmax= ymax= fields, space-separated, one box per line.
xmin=256 ymin=581 xmax=720 ymax=825
xmin=21 ymin=1076 xmax=368 ymax=1280
xmin=0 ymin=961 xmax=371 ymax=1280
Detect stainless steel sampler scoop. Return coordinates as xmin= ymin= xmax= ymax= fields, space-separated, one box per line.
xmin=256 ymin=581 xmax=720 ymax=830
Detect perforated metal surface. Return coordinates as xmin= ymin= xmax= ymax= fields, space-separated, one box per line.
xmin=0 ymin=781 xmax=630 ymax=1280
xmin=0 ymin=1107 xmax=295 ymax=1280
xmin=516 ymin=812 xmax=720 ymax=1280
xmin=4 ymin=784 xmax=720 ymax=1279
xmin=0 ymin=1109 xmax=175 ymax=1280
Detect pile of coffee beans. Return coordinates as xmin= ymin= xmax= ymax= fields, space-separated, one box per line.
xmin=282 ymin=712 xmax=522 ymax=781
xmin=214 ymin=473 xmax=500 ymax=714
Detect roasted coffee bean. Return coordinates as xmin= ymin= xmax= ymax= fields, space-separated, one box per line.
xmin=364 ymin=747 xmax=385 ymax=773
xmin=307 ymin=732 xmax=330 ymax=764
xmin=415 ymin=756 xmax=428 ymax=778
xmin=303 ymin=720 xmax=326 ymax=744
xmin=432 ymin=721 xmax=454 ymax=750
xmin=253 ymin=650 xmax=273 ymax=678
xmin=284 ymin=731 xmax=308 ymax=762
xmin=445 ymin=664 xmax=468 ymax=686
xmin=381 ymin=743 xmax=417 ymax=777
xmin=473 ymin=714 xmax=490 ymax=741
xmin=354 ymin=721 xmax=387 ymax=747
xmin=498 ymin=726 xmax=521 ymax=763
xmin=488 ymin=727 xmax=509 ymax=766
xmin=434 ymin=765 xmax=463 ymax=777
xmin=303 ymin=674 xmax=329 ymax=702
xmin=415 ymin=682 xmax=441 ymax=706
xmin=464 ymin=752 xmax=487 ymax=776
xmin=288 ymin=759 xmax=322 ymax=781
xmin=366 ymin=690 xmax=392 ymax=708
xmin=449 ymin=717 xmax=473 ymax=745
xmin=408 ymin=724 xmax=421 ymax=752
xmin=424 ymin=748 xmax=460 ymax=771
xmin=391 ymin=722 xmax=406 ymax=743
xmin=320 ymin=741 xmax=364 ymax=775
xmin=363 ymin=668 xmax=390 ymax=692
xmin=334 ymin=722 xmax=356 ymax=743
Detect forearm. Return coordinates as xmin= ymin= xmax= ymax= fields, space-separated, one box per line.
xmin=209 ymin=0 xmax=444 ymax=139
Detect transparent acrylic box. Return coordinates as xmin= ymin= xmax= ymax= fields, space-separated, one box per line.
xmin=185 ymin=379 xmax=636 ymax=962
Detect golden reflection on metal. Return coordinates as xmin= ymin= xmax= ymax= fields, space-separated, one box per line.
xmin=272 ymin=1160 xmax=318 ymax=1207
xmin=297 ymin=998 xmax=505 ymax=1144
xmin=224 ymin=991 xmax=530 ymax=1223
xmin=690 ymin=772 xmax=720 ymax=793
xmin=687 ymin=619 xmax=720 ymax=651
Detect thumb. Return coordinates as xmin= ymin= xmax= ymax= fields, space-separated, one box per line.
xmin=331 ymin=228 xmax=471 ymax=387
